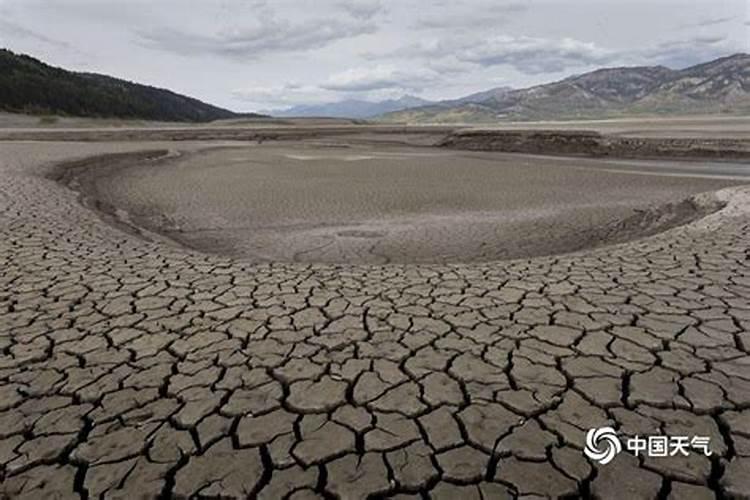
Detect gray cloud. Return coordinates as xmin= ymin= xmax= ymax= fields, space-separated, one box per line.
xmin=0 ymin=18 xmax=69 ymax=48
xmin=460 ymin=33 xmax=739 ymax=75
xmin=339 ymin=0 xmax=385 ymax=20
xmin=692 ymin=16 xmax=735 ymax=27
xmin=691 ymin=35 xmax=728 ymax=45
xmin=414 ymin=1 xmax=528 ymax=30
xmin=138 ymin=4 xmax=376 ymax=59
xmin=640 ymin=35 xmax=737 ymax=69
xmin=458 ymin=36 xmax=613 ymax=74
xmin=379 ymin=35 xmax=614 ymax=75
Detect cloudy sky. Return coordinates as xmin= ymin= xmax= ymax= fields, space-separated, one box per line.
xmin=0 ymin=0 xmax=747 ymax=112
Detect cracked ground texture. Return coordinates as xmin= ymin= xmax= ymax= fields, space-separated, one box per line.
xmin=0 ymin=140 xmax=749 ymax=500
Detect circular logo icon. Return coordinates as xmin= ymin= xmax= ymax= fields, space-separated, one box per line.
xmin=584 ymin=427 xmax=622 ymax=465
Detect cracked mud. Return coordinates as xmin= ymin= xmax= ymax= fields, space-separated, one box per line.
xmin=1 ymin=137 xmax=749 ymax=499
xmin=81 ymin=144 xmax=740 ymax=265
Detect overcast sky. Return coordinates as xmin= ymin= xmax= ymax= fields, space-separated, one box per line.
xmin=0 ymin=0 xmax=747 ymax=112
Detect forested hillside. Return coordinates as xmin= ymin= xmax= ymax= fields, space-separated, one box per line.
xmin=0 ymin=49 xmax=252 ymax=122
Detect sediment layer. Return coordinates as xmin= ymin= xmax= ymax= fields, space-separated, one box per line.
xmin=440 ymin=129 xmax=750 ymax=160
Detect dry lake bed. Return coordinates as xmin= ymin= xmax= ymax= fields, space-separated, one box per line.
xmin=89 ymin=142 xmax=746 ymax=264
xmin=1 ymin=122 xmax=749 ymax=499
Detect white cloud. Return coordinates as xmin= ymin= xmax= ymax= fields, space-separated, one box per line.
xmin=233 ymin=64 xmax=442 ymax=108
xmin=232 ymin=84 xmax=333 ymax=107
xmin=320 ymin=65 xmax=439 ymax=92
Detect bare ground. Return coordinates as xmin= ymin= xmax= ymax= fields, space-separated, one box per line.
xmin=57 ymin=141 xmax=743 ymax=264
xmin=1 ymin=122 xmax=749 ymax=499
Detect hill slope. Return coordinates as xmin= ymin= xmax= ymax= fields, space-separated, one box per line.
xmin=0 ymin=49 xmax=250 ymax=122
xmin=379 ymin=54 xmax=750 ymax=123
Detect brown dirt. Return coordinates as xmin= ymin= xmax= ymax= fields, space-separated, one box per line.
xmin=439 ymin=129 xmax=750 ymax=160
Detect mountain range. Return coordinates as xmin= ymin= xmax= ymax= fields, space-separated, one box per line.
xmin=378 ymin=54 xmax=750 ymax=123
xmin=0 ymin=49 xmax=261 ymax=122
xmin=2 ymin=49 xmax=748 ymax=124
xmin=268 ymin=95 xmax=433 ymax=119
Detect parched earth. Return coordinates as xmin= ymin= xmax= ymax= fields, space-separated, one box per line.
xmin=1 ymin=139 xmax=749 ymax=499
